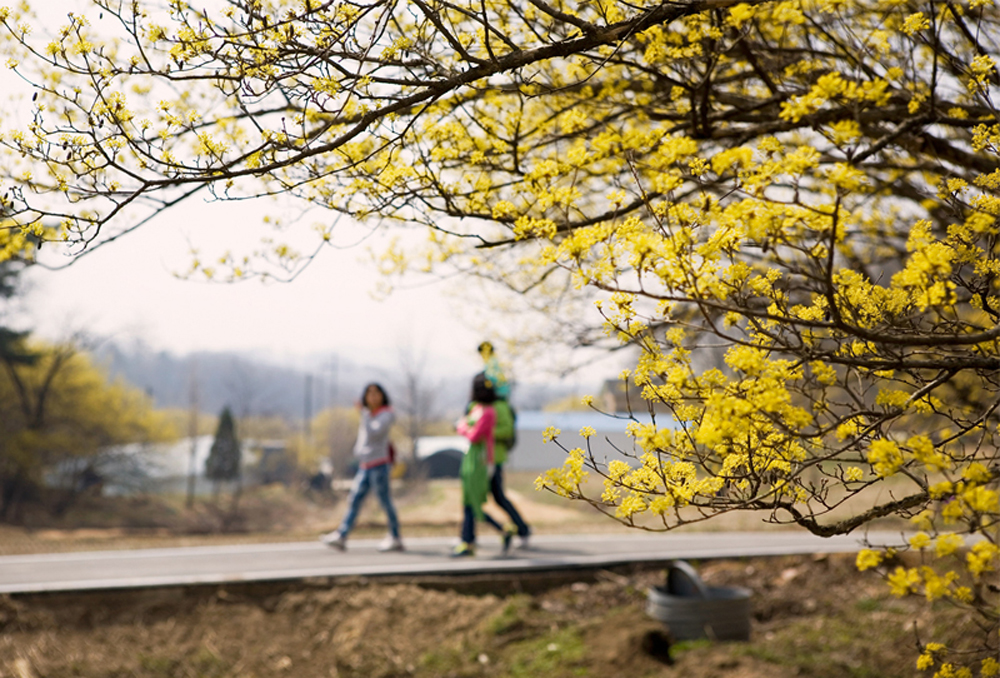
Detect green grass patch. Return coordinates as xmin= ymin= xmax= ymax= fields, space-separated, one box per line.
xmin=417 ymin=647 xmax=468 ymax=675
xmin=670 ymin=638 xmax=713 ymax=654
xmin=736 ymin=615 xmax=908 ymax=678
xmin=504 ymin=626 xmax=588 ymax=678
xmin=485 ymin=595 xmax=534 ymax=636
xmin=854 ymin=597 xmax=882 ymax=613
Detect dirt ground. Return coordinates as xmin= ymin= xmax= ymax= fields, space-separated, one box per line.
xmin=0 ymin=478 xmax=976 ymax=678
xmin=1 ymin=552 xmax=964 ymax=678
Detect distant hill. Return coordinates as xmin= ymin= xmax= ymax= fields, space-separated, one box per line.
xmin=92 ymin=341 xmax=389 ymax=418
xmin=91 ymin=340 xmax=593 ymax=421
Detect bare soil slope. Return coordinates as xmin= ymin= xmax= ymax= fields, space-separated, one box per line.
xmin=0 ymin=552 xmax=968 ymax=678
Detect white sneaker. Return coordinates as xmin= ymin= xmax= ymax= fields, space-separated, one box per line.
xmin=321 ymin=531 xmax=346 ymax=550
xmin=378 ymin=536 xmax=405 ymax=552
xmin=515 ymin=535 xmax=530 ymax=550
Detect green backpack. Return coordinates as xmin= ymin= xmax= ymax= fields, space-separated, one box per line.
xmin=496 ymin=400 xmax=517 ymax=452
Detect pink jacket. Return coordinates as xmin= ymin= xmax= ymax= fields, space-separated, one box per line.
xmin=457 ymin=404 xmax=495 ymax=464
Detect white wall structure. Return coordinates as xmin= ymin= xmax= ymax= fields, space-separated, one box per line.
xmin=413 ymin=436 xmax=469 ymax=459
xmin=414 ymin=412 xmax=675 ymax=473
xmin=506 ymin=411 xmax=672 ymax=472
xmin=95 ymin=436 xmax=276 ymax=496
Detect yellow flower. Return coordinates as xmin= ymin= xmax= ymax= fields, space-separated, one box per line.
xmin=966 ymin=541 xmax=999 ymax=578
xmin=542 ymin=426 xmax=561 ymax=444
xmin=856 ymin=549 xmax=883 ymax=571
xmin=934 ymin=533 xmax=964 ymax=558
xmin=917 ymin=642 xmax=946 ymax=670
xmin=607 ymin=460 xmax=631 ymax=482
xmin=962 ymin=462 xmax=992 ymax=483
xmin=887 ymin=566 xmax=921 ymax=596
xmin=616 ymin=494 xmax=647 ymax=519
xmin=902 ymin=12 xmax=930 ymax=35
xmin=535 ymin=447 xmax=589 ymax=497
xmin=921 ymin=568 xmax=957 ymax=600
xmin=867 ymin=439 xmax=904 ymax=477
xmin=962 ymin=485 xmax=1000 ymax=514
xmin=929 ymin=481 xmax=954 ymax=499
xmin=952 ymin=586 xmax=973 ymax=604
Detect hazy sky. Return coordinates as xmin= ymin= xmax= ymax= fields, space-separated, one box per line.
xmin=21 ymin=198 xmax=488 ymax=377
xmin=5 ymin=1 xmax=623 ymax=389
xmin=0 ymin=4 xmax=482 ymax=377
xmin=19 ymin=199 xmax=622 ymax=391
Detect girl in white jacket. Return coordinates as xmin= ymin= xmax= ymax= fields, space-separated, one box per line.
xmin=321 ymin=383 xmax=403 ymax=552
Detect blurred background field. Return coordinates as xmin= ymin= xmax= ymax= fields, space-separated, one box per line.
xmin=0 ymin=470 xmax=906 ymax=557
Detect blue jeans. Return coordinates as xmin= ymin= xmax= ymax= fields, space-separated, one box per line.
xmin=337 ymin=464 xmax=400 ymax=538
xmin=491 ymin=464 xmax=530 ymax=537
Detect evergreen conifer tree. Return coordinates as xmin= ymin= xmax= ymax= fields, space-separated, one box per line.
xmin=0 ymin=261 xmax=36 ymax=368
xmin=205 ymin=406 xmax=240 ymax=485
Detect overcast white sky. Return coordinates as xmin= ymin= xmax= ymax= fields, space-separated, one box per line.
xmin=18 ymin=199 xmax=624 ymax=390
xmin=4 ymin=0 xmax=624 ymax=389
xmin=20 ymin=198 xmax=489 ymax=377
xmin=0 ymin=3 xmax=481 ymax=377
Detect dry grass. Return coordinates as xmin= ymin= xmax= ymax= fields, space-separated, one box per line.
xmin=0 ymin=553 xmax=972 ymax=678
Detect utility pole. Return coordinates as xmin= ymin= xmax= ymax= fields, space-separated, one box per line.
xmin=185 ymin=360 xmax=199 ymax=509
xmin=329 ymin=354 xmax=338 ymax=407
xmin=326 ymin=354 xmax=339 ymax=474
xmin=303 ymin=373 xmax=313 ymax=454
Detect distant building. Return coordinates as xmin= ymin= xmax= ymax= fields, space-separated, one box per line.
xmin=91 ymin=436 xmax=284 ymax=496
xmin=414 ymin=436 xmax=469 ymax=459
xmin=506 ymin=410 xmax=677 ymax=472
xmin=413 ymin=436 xmax=468 ymax=478
xmin=410 ymin=411 xmax=678 ymax=474
xmin=599 ymin=378 xmax=673 ymax=414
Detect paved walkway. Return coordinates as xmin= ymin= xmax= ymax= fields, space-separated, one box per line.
xmin=0 ymin=530 xmax=910 ymax=594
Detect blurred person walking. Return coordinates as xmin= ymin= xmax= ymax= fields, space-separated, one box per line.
xmin=478 ymin=341 xmax=531 ymax=548
xmin=452 ymin=372 xmax=508 ymax=557
xmin=321 ymin=383 xmax=404 ymax=552
xmin=490 ymin=395 xmax=531 ymax=548
xmin=477 ymin=341 xmax=510 ymax=399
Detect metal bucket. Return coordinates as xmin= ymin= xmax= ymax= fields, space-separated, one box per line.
xmin=646 ymin=560 xmax=752 ymax=641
